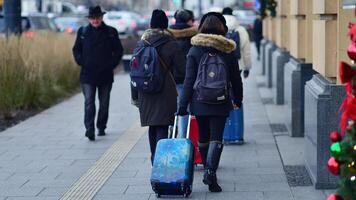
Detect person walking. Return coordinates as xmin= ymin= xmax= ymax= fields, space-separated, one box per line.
xmin=253 ymin=13 xmax=263 ymax=60
xmin=168 ymin=9 xmax=198 ymax=138
xmin=72 ymin=6 xmax=123 ymax=141
xmin=222 ymin=7 xmax=252 ymax=78
xmin=177 ymin=12 xmax=243 ymax=192
xmin=131 ymin=9 xmax=185 ymax=164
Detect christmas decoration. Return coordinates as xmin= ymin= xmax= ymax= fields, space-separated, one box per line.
xmin=327 ymin=6 xmax=356 ymax=199
xmin=259 ymin=0 xmax=277 ymax=19
xmin=330 ymin=142 xmax=342 ymax=159
xmin=330 ymin=132 xmax=342 ymax=142
xmin=327 ymin=194 xmax=343 ymax=200
xmin=328 ymin=157 xmax=340 ymax=175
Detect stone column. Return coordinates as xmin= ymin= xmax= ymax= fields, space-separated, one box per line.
xmin=305 ymin=74 xmax=344 ymax=189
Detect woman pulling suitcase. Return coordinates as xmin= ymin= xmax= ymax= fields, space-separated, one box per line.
xmin=176 ymin=12 xmax=243 ymax=193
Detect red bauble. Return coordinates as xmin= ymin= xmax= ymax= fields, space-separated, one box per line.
xmin=329 ymin=132 xmax=342 ymax=142
xmin=347 ymin=43 xmax=356 ymax=61
xmin=328 ymin=157 xmax=340 ymax=175
xmin=327 ymin=194 xmax=343 ymax=200
xmin=339 ymin=61 xmax=356 ymax=84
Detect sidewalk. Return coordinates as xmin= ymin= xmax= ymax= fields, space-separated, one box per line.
xmin=0 ymin=46 xmax=332 ymax=200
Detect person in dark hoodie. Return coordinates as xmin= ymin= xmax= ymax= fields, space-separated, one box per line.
xmin=131 ymin=9 xmax=185 ymax=164
xmin=168 ymin=9 xmax=198 ymax=138
xmin=72 ymin=6 xmax=123 ymax=141
xmin=177 ymin=12 xmax=243 ymax=193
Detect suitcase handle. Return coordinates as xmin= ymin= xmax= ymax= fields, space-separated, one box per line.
xmin=172 ymin=115 xmax=192 ymax=139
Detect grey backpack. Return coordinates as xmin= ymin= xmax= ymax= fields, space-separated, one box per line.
xmin=193 ymin=53 xmax=229 ymax=104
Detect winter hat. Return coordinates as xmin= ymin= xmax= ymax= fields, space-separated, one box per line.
xmin=222 ymin=7 xmax=233 ymax=15
xmin=199 ymin=12 xmax=228 ymax=32
xmin=174 ymin=9 xmax=192 ymax=23
xmin=150 ymin=9 xmax=168 ymax=29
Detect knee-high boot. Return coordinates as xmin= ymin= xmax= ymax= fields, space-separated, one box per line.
xmin=203 ymin=141 xmax=223 ymax=192
xmin=198 ymin=142 xmax=209 ymax=167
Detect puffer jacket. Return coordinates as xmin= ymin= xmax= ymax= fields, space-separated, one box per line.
xmin=223 ymin=14 xmax=251 ymax=71
xmin=179 ymin=33 xmax=243 ymax=117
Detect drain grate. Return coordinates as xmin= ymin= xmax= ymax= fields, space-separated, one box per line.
xmin=284 ymin=165 xmax=313 ymax=187
xmin=261 ymin=98 xmax=274 ymax=104
xmin=270 ymin=124 xmax=288 ymax=133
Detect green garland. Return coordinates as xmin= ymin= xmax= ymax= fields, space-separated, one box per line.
xmin=260 ymin=0 xmax=277 ymax=19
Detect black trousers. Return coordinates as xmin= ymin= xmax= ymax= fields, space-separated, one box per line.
xmin=195 ymin=116 xmax=227 ymax=143
xmin=255 ymin=39 xmax=261 ymax=56
xmin=81 ymin=83 xmax=112 ymax=132
xmin=148 ymin=125 xmax=168 ymax=164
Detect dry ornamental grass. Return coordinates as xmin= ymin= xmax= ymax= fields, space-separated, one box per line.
xmin=0 ymin=32 xmax=80 ymax=120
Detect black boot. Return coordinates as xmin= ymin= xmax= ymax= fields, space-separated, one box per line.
xmin=203 ymin=141 xmax=223 ymax=192
xmin=198 ymin=142 xmax=209 ymax=167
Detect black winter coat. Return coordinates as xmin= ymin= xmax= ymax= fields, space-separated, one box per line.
xmin=72 ymin=23 xmax=123 ymax=85
xmin=179 ymin=33 xmax=243 ymax=117
xmin=168 ymin=23 xmax=198 ymax=84
xmin=131 ymin=29 xmax=186 ymax=126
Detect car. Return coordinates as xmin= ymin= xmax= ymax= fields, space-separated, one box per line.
xmin=103 ymin=11 xmax=148 ymax=35
xmin=53 ymin=16 xmax=88 ymax=34
xmin=0 ymin=13 xmax=58 ymax=38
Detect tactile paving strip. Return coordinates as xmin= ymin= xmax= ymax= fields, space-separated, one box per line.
xmin=60 ymin=121 xmax=146 ymax=200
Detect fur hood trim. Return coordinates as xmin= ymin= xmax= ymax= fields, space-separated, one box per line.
xmin=168 ymin=27 xmax=198 ymax=38
xmin=191 ymin=33 xmax=236 ymax=53
xmin=141 ymin=29 xmax=173 ymax=40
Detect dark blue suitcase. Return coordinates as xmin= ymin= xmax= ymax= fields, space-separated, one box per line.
xmin=223 ymin=104 xmax=244 ymax=144
xmin=150 ymin=116 xmax=195 ymax=198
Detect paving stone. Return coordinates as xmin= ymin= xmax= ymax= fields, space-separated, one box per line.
xmin=263 ymin=191 xmax=293 ymax=200
xmin=94 ymin=194 xmax=151 ymax=200
xmin=235 ymin=182 xmax=290 ymax=192
xmin=125 ymin=184 xmax=153 ymax=194
xmin=206 ymin=191 xmax=263 ymax=200
xmin=0 ymin=186 xmax=44 ymax=196
xmin=6 ymin=197 xmax=58 ymax=200
xmin=96 ymin=185 xmax=128 ymax=195
xmin=37 ymin=186 xmax=69 ymax=197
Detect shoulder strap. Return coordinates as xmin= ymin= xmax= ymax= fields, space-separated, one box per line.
xmin=80 ymin=25 xmax=89 ymax=38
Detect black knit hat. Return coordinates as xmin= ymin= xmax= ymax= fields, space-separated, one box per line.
xmin=222 ymin=7 xmax=233 ymax=15
xmin=199 ymin=12 xmax=228 ymax=32
xmin=174 ymin=9 xmax=192 ymax=23
xmin=150 ymin=9 xmax=168 ymax=29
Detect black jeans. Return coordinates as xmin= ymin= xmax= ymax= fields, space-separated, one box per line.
xmin=148 ymin=126 xmax=168 ymax=164
xmin=255 ymin=39 xmax=261 ymax=56
xmin=81 ymin=83 xmax=112 ymax=132
xmin=195 ymin=116 xmax=227 ymax=143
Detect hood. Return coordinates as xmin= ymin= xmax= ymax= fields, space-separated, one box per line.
xmin=141 ymin=29 xmax=173 ymax=41
xmin=168 ymin=26 xmax=198 ymax=38
xmin=223 ymin=14 xmax=240 ymax=31
xmin=191 ymin=33 xmax=236 ymax=53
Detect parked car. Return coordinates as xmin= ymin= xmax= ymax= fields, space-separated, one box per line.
xmin=54 ymin=16 xmax=87 ymax=34
xmin=233 ymin=9 xmax=256 ymax=41
xmin=103 ymin=11 xmax=148 ymax=35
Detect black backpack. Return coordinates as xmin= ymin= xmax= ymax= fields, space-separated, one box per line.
xmin=193 ymin=52 xmax=229 ymax=104
xmin=226 ymin=30 xmax=241 ymax=60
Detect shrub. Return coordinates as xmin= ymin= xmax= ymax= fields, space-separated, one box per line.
xmin=0 ymin=32 xmax=80 ymax=119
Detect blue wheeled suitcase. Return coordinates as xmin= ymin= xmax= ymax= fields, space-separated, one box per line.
xmin=151 ymin=116 xmax=195 ymax=198
xmin=223 ymin=104 xmax=244 ymax=144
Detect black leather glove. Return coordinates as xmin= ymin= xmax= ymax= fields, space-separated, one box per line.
xmin=175 ymin=106 xmax=188 ymax=116
xmin=243 ymin=70 xmax=250 ymax=78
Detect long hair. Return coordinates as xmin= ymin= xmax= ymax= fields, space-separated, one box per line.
xmin=198 ymin=15 xmax=226 ymax=36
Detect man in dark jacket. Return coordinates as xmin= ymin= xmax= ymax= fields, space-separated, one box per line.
xmin=72 ymin=6 xmax=123 ymax=141
xmin=168 ymin=9 xmax=198 ymax=138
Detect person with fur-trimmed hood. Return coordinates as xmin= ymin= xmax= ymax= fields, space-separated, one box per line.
xmin=168 ymin=9 xmax=198 ymax=138
xmin=222 ymin=7 xmax=252 ymax=78
xmin=131 ymin=9 xmax=185 ymax=165
xmin=177 ymin=12 xmax=243 ymax=193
